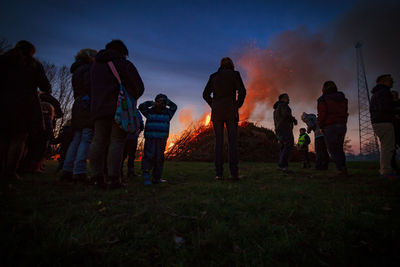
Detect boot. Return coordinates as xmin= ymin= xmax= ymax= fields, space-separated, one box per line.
xmin=143 ymin=171 xmax=152 ymax=185
xmin=73 ymin=173 xmax=88 ymax=184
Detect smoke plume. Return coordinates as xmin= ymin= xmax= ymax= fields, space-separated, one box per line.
xmin=237 ymin=0 xmax=400 ymax=123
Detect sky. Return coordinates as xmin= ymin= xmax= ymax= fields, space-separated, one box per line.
xmin=2 ymin=0 xmax=399 ymax=153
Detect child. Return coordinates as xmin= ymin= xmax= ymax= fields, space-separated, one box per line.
xmin=297 ymin=128 xmax=311 ymax=168
xmin=139 ymin=94 xmax=177 ymax=184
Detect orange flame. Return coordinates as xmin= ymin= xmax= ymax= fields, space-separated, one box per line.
xmin=168 ymin=142 xmax=174 ymax=149
xmin=204 ymin=114 xmax=211 ymax=126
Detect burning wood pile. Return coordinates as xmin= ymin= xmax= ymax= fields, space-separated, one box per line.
xmin=165 ymin=118 xmax=282 ymax=162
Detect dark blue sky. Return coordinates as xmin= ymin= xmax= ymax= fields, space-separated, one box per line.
xmin=1 ymin=0 xmax=356 ymax=131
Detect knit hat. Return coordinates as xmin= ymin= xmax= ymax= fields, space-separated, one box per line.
xmin=155 ymin=94 xmax=167 ymax=102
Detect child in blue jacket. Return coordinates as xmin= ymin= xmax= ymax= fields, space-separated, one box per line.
xmin=139 ymin=94 xmax=177 ymax=184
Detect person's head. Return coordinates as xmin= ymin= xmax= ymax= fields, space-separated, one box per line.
xmin=220 ymin=57 xmax=234 ymax=69
xmin=15 ymin=40 xmax=36 ymax=57
xmin=322 ymin=81 xmax=338 ymax=94
xmin=105 ymin=39 xmax=129 ymax=57
xmin=300 ymin=128 xmax=306 ymax=134
xmin=392 ymin=90 xmax=399 ymax=101
xmin=278 ymin=93 xmax=289 ymax=103
xmin=75 ymin=48 xmax=97 ymax=63
xmin=301 ymin=112 xmax=308 ymax=122
xmin=376 ymin=74 xmax=394 ymax=88
xmin=154 ymin=94 xmax=167 ymax=111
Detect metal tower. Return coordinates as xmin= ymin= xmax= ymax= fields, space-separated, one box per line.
xmin=355 ymin=42 xmax=379 ymax=158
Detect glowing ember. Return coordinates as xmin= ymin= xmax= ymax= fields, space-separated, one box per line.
xmin=168 ymin=142 xmax=174 ymax=149
xmin=204 ymin=114 xmax=211 ymax=126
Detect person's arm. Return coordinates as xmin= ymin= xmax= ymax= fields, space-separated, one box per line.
xmin=166 ymin=98 xmax=177 ymax=119
xmin=124 ymin=61 xmax=145 ymax=100
xmin=138 ymin=101 xmax=153 ymax=118
xmin=36 ymin=61 xmax=52 ymax=94
xmin=305 ymin=135 xmax=311 ymax=146
xmin=235 ymin=72 xmax=246 ymax=108
xmin=203 ymin=75 xmax=213 ymax=107
xmin=317 ymin=99 xmax=327 ymax=130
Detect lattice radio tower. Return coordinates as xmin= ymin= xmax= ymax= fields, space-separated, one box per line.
xmin=355 ymin=42 xmax=379 ymax=158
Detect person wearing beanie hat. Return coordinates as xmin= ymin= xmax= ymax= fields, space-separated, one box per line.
xmin=138 ymin=94 xmax=177 ymax=185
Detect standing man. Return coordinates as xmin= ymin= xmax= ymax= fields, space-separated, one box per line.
xmin=273 ymin=93 xmax=297 ymax=171
xmin=370 ymin=74 xmax=398 ymax=179
xmin=317 ymin=81 xmax=348 ymax=177
xmin=203 ymin=57 xmax=246 ymax=181
xmin=89 ymin=40 xmax=145 ymax=189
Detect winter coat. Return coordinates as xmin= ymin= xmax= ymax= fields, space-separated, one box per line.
xmin=0 ymin=50 xmax=51 ymax=133
xmin=273 ymin=101 xmax=297 ymax=135
xmin=139 ymin=99 xmax=177 ymax=139
xmin=370 ymin=84 xmax=394 ymax=124
xmin=90 ymin=49 xmax=144 ymax=121
xmin=203 ymin=66 xmax=246 ymax=122
xmin=302 ymin=113 xmax=323 ymax=138
xmin=297 ymin=133 xmax=311 ymax=150
xmin=317 ymin=91 xmax=348 ymax=129
xmin=70 ymin=61 xmax=93 ymax=129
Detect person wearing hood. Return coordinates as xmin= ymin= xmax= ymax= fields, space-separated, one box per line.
xmin=60 ymin=49 xmax=97 ymax=183
xmin=317 ymin=81 xmax=348 ymax=176
xmin=203 ymin=57 xmax=246 ymax=181
xmin=301 ymin=112 xmax=329 ymax=170
xmin=89 ymin=40 xmax=144 ymax=189
xmin=370 ymin=74 xmax=397 ymax=179
xmin=273 ymin=93 xmax=297 ymax=171
xmin=0 ymin=40 xmax=51 ymax=180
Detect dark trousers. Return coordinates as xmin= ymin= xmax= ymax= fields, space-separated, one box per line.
xmin=213 ymin=120 xmax=238 ymax=177
xmin=121 ymin=138 xmax=138 ymax=175
xmin=142 ymin=138 xmax=167 ymax=180
xmin=301 ymin=149 xmax=310 ymax=167
xmin=0 ymin=131 xmax=28 ymax=177
xmin=324 ymin=124 xmax=347 ymax=171
xmin=315 ymin=136 xmax=329 ymax=170
xmin=277 ymin=131 xmax=294 ymax=168
xmin=89 ymin=119 xmax=127 ymax=178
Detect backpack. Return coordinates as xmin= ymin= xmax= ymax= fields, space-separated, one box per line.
xmin=107 ymin=61 xmax=142 ymax=135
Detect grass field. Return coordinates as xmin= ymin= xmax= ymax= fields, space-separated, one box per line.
xmin=1 ymin=161 xmax=400 ymax=266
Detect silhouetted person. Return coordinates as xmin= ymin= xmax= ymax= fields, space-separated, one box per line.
xmin=370 ymin=74 xmax=397 ymax=178
xmin=301 ymin=112 xmax=329 ymax=170
xmin=0 ymin=40 xmax=51 ymax=180
xmin=392 ymin=90 xmax=400 ymax=174
xmin=273 ymin=93 xmax=297 ymax=171
xmin=203 ymin=57 xmax=246 ymax=180
xmin=297 ymin=128 xmax=311 ymax=168
xmin=61 ymin=49 xmax=97 ymax=183
xmin=139 ymin=94 xmax=177 ymax=184
xmin=89 ymin=40 xmax=144 ymax=189
xmin=317 ymin=81 xmax=348 ymax=177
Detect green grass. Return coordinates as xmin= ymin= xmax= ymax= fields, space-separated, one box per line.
xmin=1 ymin=161 xmax=400 ymax=266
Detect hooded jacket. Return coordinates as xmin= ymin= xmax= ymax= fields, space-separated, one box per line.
xmin=273 ymin=101 xmax=296 ymax=135
xmin=203 ymin=66 xmax=246 ymax=122
xmin=90 ymin=49 xmax=144 ymax=121
xmin=70 ymin=60 xmax=93 ymax=129
xmin=370 ymin=84 xmax=394 ymax=124
xmin=317 ymin=90 xmax=348 ymax=129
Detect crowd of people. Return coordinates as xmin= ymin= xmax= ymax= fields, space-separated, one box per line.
xmin=1 ymin=39 xmax=399 ymax=188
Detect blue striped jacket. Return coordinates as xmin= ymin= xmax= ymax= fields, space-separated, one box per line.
xmin=139 ymin=99 xmax=177 ymax=139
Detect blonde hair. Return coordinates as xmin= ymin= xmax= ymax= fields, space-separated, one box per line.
xmin=75 ymin=48 xmax=97 ymax=63
xmin=220 ymin=57 xmax=234 ymax=69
